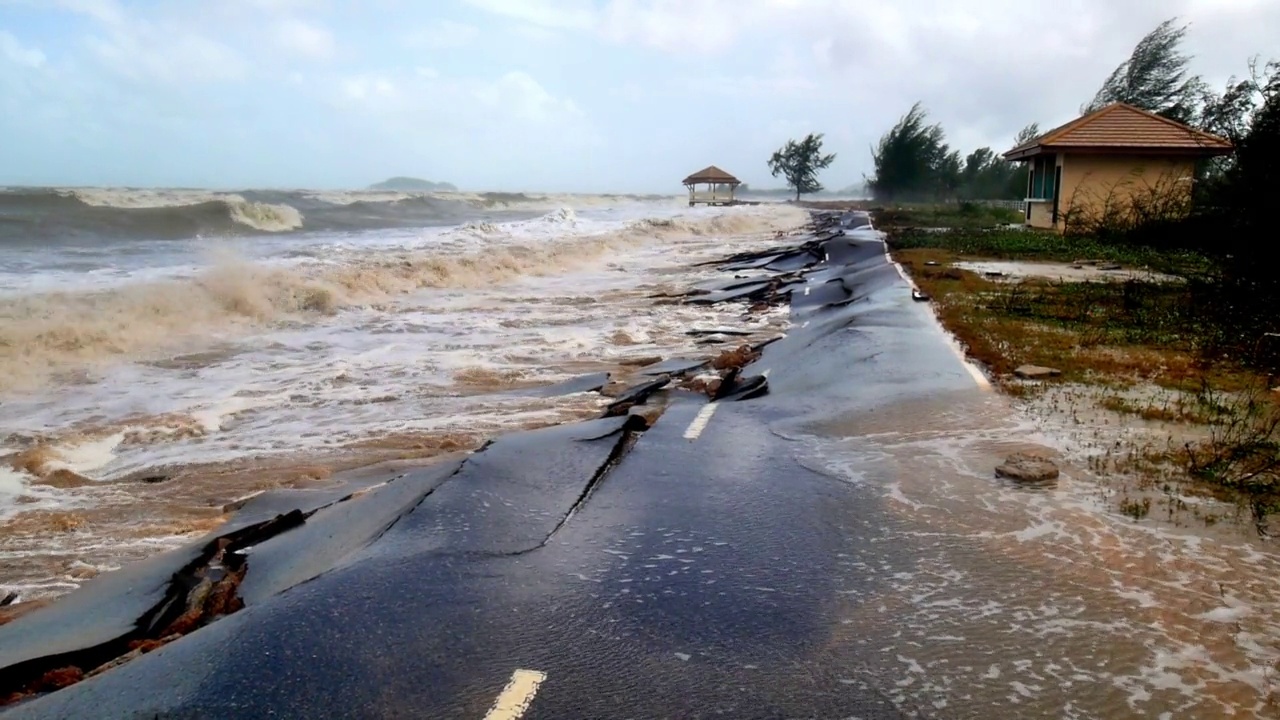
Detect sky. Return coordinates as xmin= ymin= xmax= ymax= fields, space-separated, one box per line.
xmin=1 ymin=0 xmax=1277 ymax=193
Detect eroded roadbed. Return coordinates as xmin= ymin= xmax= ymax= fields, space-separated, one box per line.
xmin=0 ymin=210 xmax=978 ymax=719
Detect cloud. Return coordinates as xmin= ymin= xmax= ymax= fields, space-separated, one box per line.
xmin=276 ymin=19 xmax=335 ymax=60
xmin=4 ymin=0 xmax=1278 ymax=191
xmin=51 ymin=0 xmax=247 ymax=84
xmin=332 ymin=67 xmax=585 ymax=128
xmin=0 ymin=31 xmax=45 ymax=68
xmin=473 ymin=71 xmax=584 ymax=123
xmin=339 ymin=74 xmax=397 ymax=102
xmin=462 ymin=0 xmax=595 ymax=30
xmin=403 ymin=19 xmax=481 ymax=49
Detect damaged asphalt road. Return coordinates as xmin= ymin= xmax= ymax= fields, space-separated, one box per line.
xmin=0 ymin=210 xmax=982 ymax=719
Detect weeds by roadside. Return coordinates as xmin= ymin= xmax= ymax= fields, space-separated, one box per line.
xmin=891 ymin=227 xmax=1211 ymax=276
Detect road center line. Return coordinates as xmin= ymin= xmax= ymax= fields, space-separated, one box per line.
xmin=484 ymin=669 xmax=547 ymax=720
xmin=683 ymin=403 xmax=719 ymax=440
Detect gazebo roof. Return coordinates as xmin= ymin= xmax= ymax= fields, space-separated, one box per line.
xmin=682 ymin=165 xmax=740 ymax=185
xmin=1003 ymin=103 xmax=1233 ymax=161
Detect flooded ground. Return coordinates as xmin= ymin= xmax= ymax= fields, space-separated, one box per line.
xmin=801 ymin=386 xmax=1280 ymax=718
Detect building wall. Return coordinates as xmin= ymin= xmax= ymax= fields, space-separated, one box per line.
xmin=1026 ymin=200 xmax=1055 ymax=229
xmin=1057 ymin=154 xmax=1196 ymax=232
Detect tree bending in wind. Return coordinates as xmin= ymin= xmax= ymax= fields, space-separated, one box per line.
xmin=768 ymin=134 xmax=836 ymax=201
xmin=1084 ymin=17 xmax=1207 ymax=123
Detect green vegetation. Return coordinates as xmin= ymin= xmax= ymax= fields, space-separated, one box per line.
xmin=889 ymin=226 xmax=1209 ymax=275
xmin=874 ymin=202 xmax=1022 ymax=230
xmin=1083 ymin=18 xmax=1206 ymax=123
xmin=867 ymin=102 xmax=1033 ymax=202
xmin=767 ymin=133 xmax=836 ymax=201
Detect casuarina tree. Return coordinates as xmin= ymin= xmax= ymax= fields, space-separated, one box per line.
xmin=768 ymin=133 xmax=836 ymax=201
xmin=867 ymin=103 xmax=957 ymax=201
xmin=1084 ymin=18 xmax=1207 ymax=123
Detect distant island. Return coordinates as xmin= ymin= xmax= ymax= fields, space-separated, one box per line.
xmin=367 ymin=177 xmax=458 ymax=192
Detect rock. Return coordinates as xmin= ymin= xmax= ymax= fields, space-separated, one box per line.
xmin=618 ymin=356 xmax=662 ymax=367
xmin=139 ymin=475 xmax=169 ymax=484
xmin=1014 ymin=364 xmax=1062 ymax=380
xmin=983 ymin=271 xmax=1005 ymax=277
xmin=911 ymin=289 xmax=930 ymax=302
xmin=709 ymin=345 xmax=760 ymax=371
xmin=1098 ymin=263 xmax=1122 ymax=271
xmin=924 ymin=260 xmax=940 ymax=267
xmin=67 ymin=563 xmax=99 ymax=580
xmin=41 ymin=469 xmax=95 ymax=488
xmin=1 ymin=591 xmax=16 ymax=607
xmin=995 ymin=453 xmax=1060 ymax=483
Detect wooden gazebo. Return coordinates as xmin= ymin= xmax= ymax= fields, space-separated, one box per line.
xmin=682 ymin=165 xmax=741 ymax=206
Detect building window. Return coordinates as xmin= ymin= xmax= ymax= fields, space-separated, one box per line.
xmin=1028 ymin=154 xmax=1056 ymax=200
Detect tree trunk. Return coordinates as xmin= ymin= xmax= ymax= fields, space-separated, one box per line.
xmin=795 ymin=188 xmax=801 ymax=202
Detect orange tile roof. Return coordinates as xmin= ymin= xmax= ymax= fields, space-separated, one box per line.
xmin=1003 ymin=103 xmax=1233 ymax=160
xmin=683 ymin=165 xmax=740 ymax=185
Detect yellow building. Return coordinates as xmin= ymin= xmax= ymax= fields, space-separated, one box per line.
xmin=1002 ymin=103 xmax=1233 ymax=232
xmin=683 ymin=165 xmax=741 ymax=206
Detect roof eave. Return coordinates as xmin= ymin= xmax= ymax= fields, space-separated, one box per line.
xmin=1048 ymin=144 xmax=1232 ymax=157
xmin=1002 ymin=146 xmax=1042 ymax=162
xmin=1004 ymin=143 xmax=1233 ymax=161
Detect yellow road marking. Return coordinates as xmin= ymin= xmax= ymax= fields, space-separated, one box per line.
xmin=483 ymin=669 xmax=547 ymax=720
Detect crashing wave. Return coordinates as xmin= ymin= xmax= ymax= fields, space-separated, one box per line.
xmin=0 ymin=205 xmax=810 ymax=393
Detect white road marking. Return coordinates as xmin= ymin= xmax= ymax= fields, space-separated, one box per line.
xmin=762 ymin=368 xmax=771 ymax=378
xmin=803 ymin=286 xmax=811 ymax=296
xmin=683 ymin=403 xmax=719 ymax=440
xmin=801 ymin=320 xmax=810 ymax=328
xmin=484 ymin=669 xmax=547 ymax=720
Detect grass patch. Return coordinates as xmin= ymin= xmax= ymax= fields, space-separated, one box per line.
xmin=872 ymin=202 xmax=1024 ymax=230
xmin=890 ymin=226 xmax=1211 ymax=276
xmin=796 ymin=200 xmax=1023 ymax=230
xmin=895 ymin=249 xmax=1243 ymax=390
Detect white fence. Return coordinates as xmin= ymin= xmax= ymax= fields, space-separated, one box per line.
xmin=951 ymin=198 xmax=1027 ymax=213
